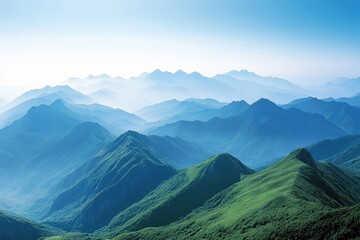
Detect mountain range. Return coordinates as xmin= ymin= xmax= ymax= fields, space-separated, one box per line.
xmin=63 ymin=70 xmax=311 ymax=111
xmin=0 ymin=100 xmax=115 ymax=214
xmin=1 ymin=70 xmax=360 ymax=239
xmin=41 ymin=149 xmax=360 ymax=240
xmin=108 ymin=149 xmax=360 ymax=240
xmin=285 ymin=97 xmax=360 ymax=134
xmin=150 ymin=98 xmax=345 ymax=167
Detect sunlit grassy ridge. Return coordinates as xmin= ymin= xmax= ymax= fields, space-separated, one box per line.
xmin=100 ymin=153 xmax=254 ymax=237
xmin=111 ymin=149 xmax=360 ymax=240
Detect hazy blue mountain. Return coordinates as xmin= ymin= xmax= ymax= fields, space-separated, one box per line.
xmin=0 ymin=93 xmax=85 ymax=128
xmin=65 ymin=74 xmax=125 ymax=92
xmin=2 ymin=85 xmax=93 ymax=112
xmin=63 ymin=70 xmax=311 ymax=111
xmin=150 ymin=99 xmax=345 ymax=167
xmin=143 ymin=135 xmax=211 ymax=169
xmin=112 ymin=149 xmax=360 ymax=240
xmin=0 ymin=101 xmax=114 ymax=213
xmin=127 ymin=70 xmax=238 ymax=110
xmin=322 ymin=77 xmax=360 ymax=98
xmin=307 ymin=135 xmax=360 ymax=160
xmin=221 ymin=69 xmax=303 ymax=92
xmin=0 ymin=100 xmax=81 ymax=173
xmin=0 ymin=98 xmax=5 ymax=107
xmin=135 ymin=98 xmax=226 ymax=122
xmin=285 ymin=97 xmax=360 ymax=134
xmin=214 ymin=71 xmax=305 ymax=104
xmin=326 ymin=142 xmax=360 ymax=172
xmin=88 ymin=89 xmax=123 ymax=107
xmin=164 ymin=100 xmax=250 ymax=124
xmin=325 ymin=92 xmax=360 ymax=107
xmin=19 ymin=122 xmax=114 ymax=195
xmin=0 ymin=210 xmax=54 ymax=240
xmin=0 ymin=95 xmax=146 ymax=134
xmin=307 ymin=135 xmax=360 ymax=172
xmin=64 ymin=102 xmax=146 ymax=135
xmin=43 ymin=131 xmax=177 ymax=232
xmin=103 ymin=153 xmax=254 ymax=237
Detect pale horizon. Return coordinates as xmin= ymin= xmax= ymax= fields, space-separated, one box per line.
xmin=1 ymin=0 xmax=360 ymax=89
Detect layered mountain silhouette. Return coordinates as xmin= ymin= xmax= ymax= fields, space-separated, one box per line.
xmin=63 ymin=70 xmax=307 ymax=111
xmin=150 ymin=99 xmax=345 ymax=167
xmin=1 ymin=85 xmax=93 ymax=113
xmin=0 ymin=93 xmax=145 ymax=134
xmin=308 ymin=134 xmax=360 ymax=172
xmin=0 ymin=101 xmax=114 ymax=212
xmin=1 ymin=71 xmax=360 ymax=240
xmin=135 ymin=98 xmax=226 ymax=122
xmin=286 ymin=97 xmax=360 ymax=134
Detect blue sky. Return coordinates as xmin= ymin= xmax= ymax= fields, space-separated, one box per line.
xmin=0 ymin=0 xmax=360 ymax=87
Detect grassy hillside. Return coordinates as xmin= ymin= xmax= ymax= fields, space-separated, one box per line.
xmin=0 ymin=210 xmax=55 ymax=240
xmin=111 ymin=149 xmax=360 ymax=240
xmin=101 ymin=153 xmax=254 ymax=237
xmin=43 ymin=131 xmax=177 ymax=233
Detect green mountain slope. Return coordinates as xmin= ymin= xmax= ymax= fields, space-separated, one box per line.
xmin=101 ymin=153 xmax=254 ymax=237
xmin=0 ymin=210 xmax=54 ymax=240
xmin=326 ymin=142 xmax=360 ymax=172
xmin=112 ymin=149 xmax=360 ymax=240
xmin=43 ymin=131 xmax=177 ymax=233
xmin=0 ymin=101 xmax=114 ymax=213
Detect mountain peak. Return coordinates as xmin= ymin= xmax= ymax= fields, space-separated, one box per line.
xmin=289 ymin=148 xmax=316 ymax=168
xmin=175 ymin=69 xmax=186 ymax=75
xmin=202 ymin=153 xmax=255 ymax=176
xmin=251 ymin=98 xmax=278 ymax=109
xmin=51 ymin=98 xmax=66 ymax=107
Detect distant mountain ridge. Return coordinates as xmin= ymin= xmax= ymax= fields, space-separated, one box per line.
xmin=285 ymin=97 xmax=360 ymax=134
xmin=150 ymin=98 xmax=345 ymax=167
xmin=63 ymin=69 xmax=308 ymax=111
xmin=0 ymin=101 xmax=115 ymax=213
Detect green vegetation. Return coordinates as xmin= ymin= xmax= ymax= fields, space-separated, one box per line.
xmin=110 ymin=149 xmax=360 ymax=240
xmin=0 ymin=211 xmax=55 ymax=240
xmin=100 ymin=153 xmax=254 ymax=237
xmin=43 ymin=131 xmax=176 ymax=233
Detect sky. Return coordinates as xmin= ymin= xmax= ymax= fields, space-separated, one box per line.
xmin=0 ymin=0 xmax=360 ymax=91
